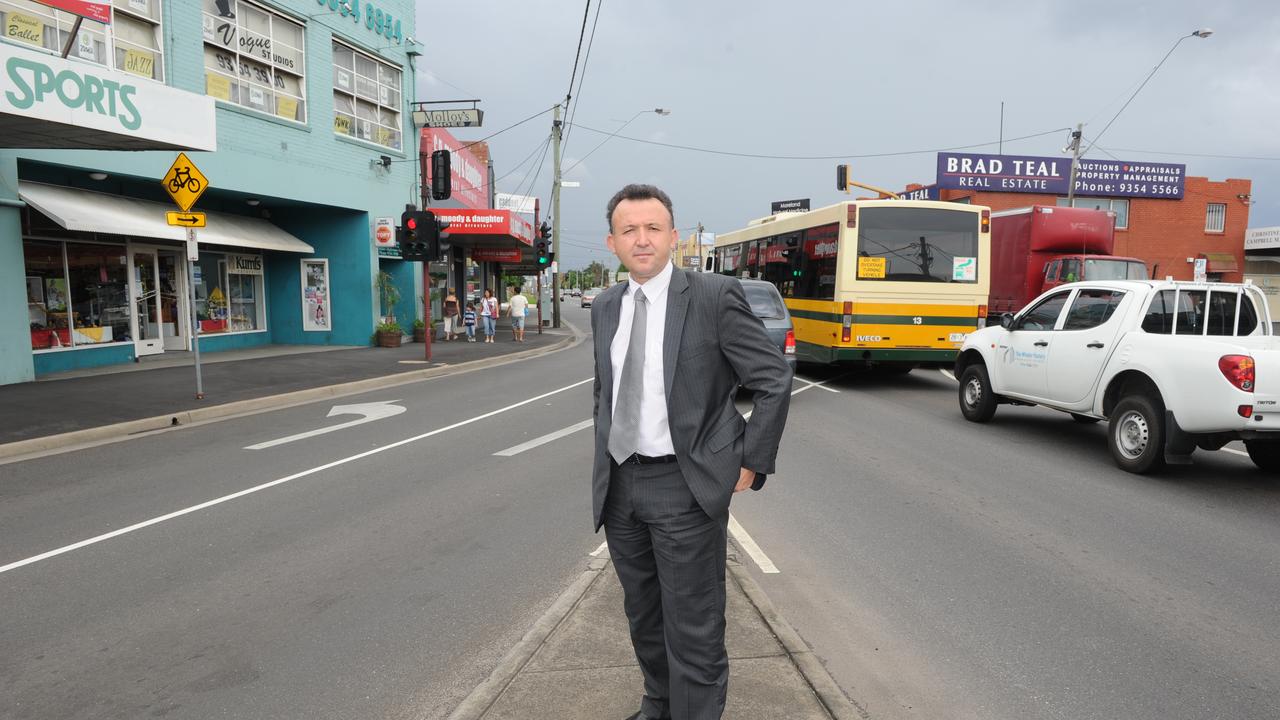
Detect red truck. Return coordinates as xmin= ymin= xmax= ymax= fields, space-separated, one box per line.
xmin=988 ymin=205 xmax=1148 ymax=317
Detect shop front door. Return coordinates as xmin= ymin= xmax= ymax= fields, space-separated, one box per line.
xmin=158 ymin=250 xmax=188 ymax=351
xmin=132 ymin=250 xmax=164 ymax=356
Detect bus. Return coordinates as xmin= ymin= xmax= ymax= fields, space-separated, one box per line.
xmin=711 ymin=199 xmax=991 ymax=367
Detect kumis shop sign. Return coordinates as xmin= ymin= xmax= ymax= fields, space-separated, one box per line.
xmin=0 ymin=40 xmax=216 ymax=150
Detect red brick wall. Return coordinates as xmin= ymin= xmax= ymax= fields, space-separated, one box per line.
xmin=920 ymin=178 xmax=1253 ymax=282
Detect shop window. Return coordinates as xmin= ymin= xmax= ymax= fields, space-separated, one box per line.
xmin=1205 ymin=203 xmax=1226 ymax=233
xmin=194 ymin=251 xmax=265 ymax=333
xmin=1 ymin=0 xmax=163 ymax=79
xmin=1056 ymin=196 xmax=1128 ymax=230
xmin=332 ymin=40 xmax=401 ymax=150
xmin=24 ymin=240 xmax=130 ymax=350
xmin=202 ymin=0 xmax=307 ymax=123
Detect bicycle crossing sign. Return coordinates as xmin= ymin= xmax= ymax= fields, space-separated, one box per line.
xmin=162 ymin=153 xmax=208 ymax=212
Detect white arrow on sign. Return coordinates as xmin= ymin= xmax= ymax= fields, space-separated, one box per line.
xmin=244 ymin=400 xmax=407 ymax=450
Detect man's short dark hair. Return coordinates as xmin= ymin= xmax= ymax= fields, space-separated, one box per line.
xmin=606 ymin=184 xmax=674 ymax=231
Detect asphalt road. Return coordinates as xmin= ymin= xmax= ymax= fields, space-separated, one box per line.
xmin=3 ymin=301 xmax=1278 ymax=720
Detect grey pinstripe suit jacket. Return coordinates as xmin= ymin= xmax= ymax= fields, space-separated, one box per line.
xmin=591 ymin=267 xmax=793 ymax=531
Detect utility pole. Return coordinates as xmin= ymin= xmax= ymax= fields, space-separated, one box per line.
xmin=696 ymin=221 xmax=704 ymax=272
xmin=1065 ymin=122 xmax=1083 ymax=204
xmin=551 ymin=104 xmax=563 ymax=329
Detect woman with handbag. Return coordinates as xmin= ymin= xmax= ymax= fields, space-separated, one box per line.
xmin=442 ymin=289 xmax=460 ymax=340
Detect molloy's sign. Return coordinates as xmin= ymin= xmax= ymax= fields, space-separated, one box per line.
xmin=228 ymin=254 xmax=263 ymax=275
xmin=936 ymin=152 xmax=1185 ymax=199
xmin=373 ymin=216 xmax=395 ymax=248
xmin=1246 ymin=226 xmax=1280 ymax=251
xmin=421 ymin=127 xmax=486 ymax=209
xmin=0 ymin=41 xmax=216 ymax=150
xmin=471 ymin=247 xmax=522 ymax=263
xmin=412 ymin=108 xmax=483 ymax=128
xmin=770 ymin=198 xmax=809 ymax=214
xmin=32 ymin=0 xmax=111 ymax=23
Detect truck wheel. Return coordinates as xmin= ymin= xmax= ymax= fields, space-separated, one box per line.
xmin=1070 ymin=413 xmax=1100 ymax=424
xmin=1108 ymin=395 xmax=1166 ymax=473
xmin=1244 ymin=440 xmax=1280 ymax=472
xmin=958 ymin=364 xmax=997 ymax=423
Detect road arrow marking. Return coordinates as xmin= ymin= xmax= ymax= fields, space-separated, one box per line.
xmin=244 ymin=400 xmax=407 ymax=450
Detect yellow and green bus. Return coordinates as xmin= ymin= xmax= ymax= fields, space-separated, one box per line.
xmin=711 ymin=199 xmax=991 ymax=366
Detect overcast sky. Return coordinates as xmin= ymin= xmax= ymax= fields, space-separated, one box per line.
xmin=415 ymin=0 xmax=1280 ymax=270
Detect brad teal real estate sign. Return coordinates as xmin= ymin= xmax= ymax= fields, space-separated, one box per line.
xmin=936 ymin=152 xmax=1185 ymax=199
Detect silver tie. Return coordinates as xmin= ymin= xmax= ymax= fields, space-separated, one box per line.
xmin=609 ymin=287 xmax=647 ymax=463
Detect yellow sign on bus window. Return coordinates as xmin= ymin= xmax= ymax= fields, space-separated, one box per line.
xmin=858 ymin=256 xmax=886 ymax=279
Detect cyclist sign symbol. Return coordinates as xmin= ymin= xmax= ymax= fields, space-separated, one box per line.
xmin=161 ymin=152 xmax=209 ymax=212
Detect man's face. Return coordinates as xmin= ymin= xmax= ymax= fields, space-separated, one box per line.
xmin=607 ymin=198 xmax=678 ymax=283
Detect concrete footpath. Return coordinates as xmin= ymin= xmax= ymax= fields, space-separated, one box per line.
xmin=0 ymin=326 xmax=575 ymax=460
xmin=446 ymin=543 xmax=865 ymax=720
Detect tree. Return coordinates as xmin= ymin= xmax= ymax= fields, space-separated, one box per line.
xmin=584 ymin=261 xmax=608 ymax=288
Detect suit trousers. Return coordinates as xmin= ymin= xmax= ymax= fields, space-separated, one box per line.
xmin=604 ymin=460 xmax=729 ymax=720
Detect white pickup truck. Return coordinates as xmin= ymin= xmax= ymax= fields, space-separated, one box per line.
xmin=955 ymin=279 xmax=1279 ymax=473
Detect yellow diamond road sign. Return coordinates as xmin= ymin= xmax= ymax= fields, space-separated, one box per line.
xmin=166 ymin=212 xmax=206 ymax=227
xmin=162 ymin=152 xmax=208 ymax=212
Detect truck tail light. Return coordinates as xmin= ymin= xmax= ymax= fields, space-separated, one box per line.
xmin=784 ymin=329 xmax=796 ymax=355
xmin=977 ymin=304 xmax=988 ymax=329
xmin=980 ymin=209 xmax=990 ymax=233
xmin=841 ymin=301 xmax=853 ymax=343
xmin=1239 ymin=405 xmax=1254 ymax=418
xmin=1219 ymin=355 xmax=1255 ymax=392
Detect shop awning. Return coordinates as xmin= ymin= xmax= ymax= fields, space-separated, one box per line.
xmin=18 ymin=182 xmax=313 ymax=254
xmin=1201 ymin=252 xmax=1240 ymax=273
xmin=431 ymin=208 xmax=535 ymax=249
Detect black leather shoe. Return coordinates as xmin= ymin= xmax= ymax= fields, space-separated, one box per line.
xmin=624 ymin=713 xmax=668 ymax=720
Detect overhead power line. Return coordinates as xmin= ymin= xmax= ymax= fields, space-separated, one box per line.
xmin=455 ymin=105 xmax=558 ymax=153
xmin=562 ymin=0 xmax=603 ymax=157
xmin=566 ymin=124 xmax=1070 ymax=161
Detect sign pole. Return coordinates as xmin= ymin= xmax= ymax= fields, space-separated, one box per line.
xmin=186 ymin=228 xmax=204 ymax=399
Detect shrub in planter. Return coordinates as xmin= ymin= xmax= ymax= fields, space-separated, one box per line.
xmin=375 ymin=321 xmax=402 ymax=348
xmin=412 ymin=319 xmax=426 ymax=343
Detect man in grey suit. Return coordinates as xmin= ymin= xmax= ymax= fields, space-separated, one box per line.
xmin=591 ymin=184 xmax=792 ymax=720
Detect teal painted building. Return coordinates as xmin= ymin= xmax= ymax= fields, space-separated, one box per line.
xmin=0 ymin=0 xmax=422 ymax=385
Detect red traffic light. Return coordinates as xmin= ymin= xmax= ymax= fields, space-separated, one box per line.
xmin=406 ymin=217 xmax=417 ymax=230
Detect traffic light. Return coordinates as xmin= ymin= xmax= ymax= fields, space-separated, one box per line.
xmin=433 ymin=213 xmax=450 ymax=259
xmin=399 ymin=208 xmax=430 ymax=260
xmin=536 ymin=221 xmax=552 ymax=267
xmin=836 ymin=164 xmax=850 ymax=192
xmin=431 ymin=149 xmax=452 ymax=200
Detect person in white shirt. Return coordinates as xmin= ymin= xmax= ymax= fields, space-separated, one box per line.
xmin=508 ymin=287 xmax=529 ymax=342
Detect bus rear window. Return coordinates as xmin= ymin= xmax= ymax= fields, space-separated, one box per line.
xmin=856 ymin=207 xmax=979 ymax=283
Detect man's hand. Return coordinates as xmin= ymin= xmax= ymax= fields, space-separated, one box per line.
xmin=734 ymin=467 xmax=756 ymax=493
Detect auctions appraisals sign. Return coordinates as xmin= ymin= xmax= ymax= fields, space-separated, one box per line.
xmin=937 ymin=152 xmax=1185 ymax=199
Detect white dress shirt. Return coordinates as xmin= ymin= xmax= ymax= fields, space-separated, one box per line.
xmin=611 ymin=262 xmax=675 ymax=457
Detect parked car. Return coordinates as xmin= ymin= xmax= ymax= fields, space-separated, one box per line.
xmin=739 ymin=279 xmax=796 ymax=374
xmin=581 ymin=288 xmax=603 ymax=308
xmin=955 ymin=279 xmax=1280 ymax=473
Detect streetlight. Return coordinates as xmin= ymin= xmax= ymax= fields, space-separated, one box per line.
xmin=1067 ymin=28 xmax=1212 ymax=202
xmin=550 ymin=106 xmax=669 ymax=328
xmin=563 ymin=108 xmax=670 ymax=175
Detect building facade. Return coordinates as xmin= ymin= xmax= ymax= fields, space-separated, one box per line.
xmin=1 ymin=0 xmax=421 ymax=385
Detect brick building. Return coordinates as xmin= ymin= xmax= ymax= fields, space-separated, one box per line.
xmin=908 ymin=154 xmax=1251 ymax=284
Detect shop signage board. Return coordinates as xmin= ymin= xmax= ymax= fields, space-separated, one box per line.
xmin=495 ymin=192 xmax=536 ymax=216
xmin=1245 ymin=226 xmax=1280 ymax=251
xmin=936 ymin=152 xmax=1186 ymax=199
xmin=899 ymin=185 xmax=940 ymax=201
xmin=471 ymin=247 xmax=523 ymax=263
xmin=161 ymin=153 xmax=208 ymax=212
xmin=32 ymin=0 xmax=111 ymax=24
xmin=431 ymin=208 xmax=535 ymax=246
xmin=421 ymin=127 xmax=487 ymax=209
xmin=0 ymin=41 xmax=216 ymax=150
xmin=373 ymin=216 xmax=395 ymax=248
xmin=412 ymin=108 xmax=483 ymax=128
xmin=166 ymin=211 xmax=206 ymax=227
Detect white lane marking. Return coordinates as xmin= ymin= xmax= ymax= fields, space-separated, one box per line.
xmin=729 ymin=513 xmax=779 ymax=574
xmin=1221 ymin=447 xmax=1249 ymax=457
xmin=940 ymin=368 xmax=957 ymax=382
xmin=245 ymin=400 xmax=407 ymax=450
xmin=794 ymin=376 xmax=840 ymax=393
xmin=590 ymin=541 xmax=609 ymax=557
xmin=494 ymin=419 xmax=593 ymax=456
xmin=0 ymin=378 xmax=594 ymax=577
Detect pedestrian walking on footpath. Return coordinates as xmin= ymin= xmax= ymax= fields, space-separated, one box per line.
xmin=462 ymin=302 xmax=477 ymax=342
xmin=508 ymin=286 xmax=529 ymax=343
xmin=480 ymin=288 xmax=498 ymax=343
xmin=590 ymin=184 xmax=792 ymax=720
xmin=442 ymin=289 xmax=460 ymax=340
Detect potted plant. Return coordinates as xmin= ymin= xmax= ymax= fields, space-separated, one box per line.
xmin=375 ymin=320 xmax=402 ymax=347
xmin=375 ymin=271 xmax=400 ymax=324
xmin=412 ymin=318 xmax=426 ymax=343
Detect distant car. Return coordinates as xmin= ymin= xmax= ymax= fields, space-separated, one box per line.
xmin=738 ymin=279 xmax=796 ymax=373
xmin=581 ymin=288 xmax=603 ymax=308
xmin=571 ymin=289 xmax=583 ymax=297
